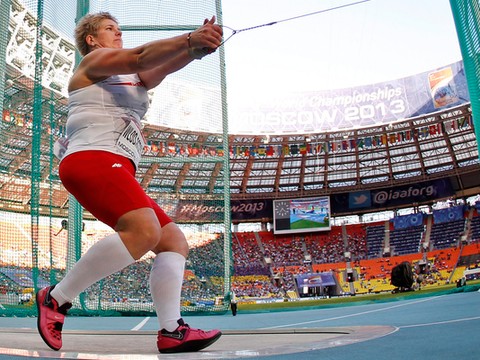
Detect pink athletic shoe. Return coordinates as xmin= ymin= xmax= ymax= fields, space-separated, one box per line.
xmin=157 ymin=318 xmax=222 ymax=353
xmin=36 ymin=285 xmax=72 ymax=351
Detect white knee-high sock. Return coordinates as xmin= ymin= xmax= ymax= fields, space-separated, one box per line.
xmin=51 ymin=233 xmax=135 ymax=306
xmin=149 ymin=251 xmax=186 ymax=332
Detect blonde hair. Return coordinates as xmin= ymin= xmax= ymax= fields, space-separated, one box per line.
xmin=74 ymin=12 xmax=119 ymax=56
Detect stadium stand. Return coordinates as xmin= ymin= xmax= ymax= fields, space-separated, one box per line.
xmin=389 ymin=224 xmax=424 ymax=256
xmin=365 ymin=223 xmax=386 ymax=259
xmin=1 ymin=210 xmax=480 ymax=303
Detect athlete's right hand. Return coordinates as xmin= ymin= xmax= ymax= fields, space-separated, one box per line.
xmin=189 ymin=16 xmax=223 ymax=51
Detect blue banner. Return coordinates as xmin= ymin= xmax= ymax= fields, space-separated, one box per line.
xmin=393 ymin=213 xmax=424 ymax=229
xmin=295 ymin=272 xmax=337 ymax=288
xmin=433 ymin=205 xmax=465 ymax=224
xmin=333 ymin=179 xmax=454 ymax=213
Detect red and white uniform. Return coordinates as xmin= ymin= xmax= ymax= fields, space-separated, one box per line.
xmin=58 ymin=74 xmax=171 ymax=228
xmin=63 ymin=73 xmax=148 ymax=168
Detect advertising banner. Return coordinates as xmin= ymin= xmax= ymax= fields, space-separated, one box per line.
xmin=295 ymin=272 xmax=337 ymax=288
xmin=172 ymin=199 xmax=272 ymax=222
xmin=332 ymin=178 xmax=454 ymax=213
xmin=229 ymin=61 xmax=469 ymax=134
xmin=169 ymin=180 xmax=454 ymax=222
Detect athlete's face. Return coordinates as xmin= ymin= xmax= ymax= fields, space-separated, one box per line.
xmin=90 ymin=19 xmax=123 ymax=50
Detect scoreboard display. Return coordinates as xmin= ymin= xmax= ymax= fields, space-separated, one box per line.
xmin=273 ymin=196 xmax=331 ymax=235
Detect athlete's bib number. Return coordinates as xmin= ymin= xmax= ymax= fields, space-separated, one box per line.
xmin=53 ymin=137 xmax=69 ymax=160
xmin=116 ymin=120 xmax=145 ymax=166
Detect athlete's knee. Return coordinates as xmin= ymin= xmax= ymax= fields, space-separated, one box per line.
xmin=120 ymin=222 xmax=161 ymax=259
xmin=135 ymin=221 xmax=162 ymax=249
xmin=152 ymin=223 xmax=189 ymax=258
xmin=176 ymin=235 xmax=189 ymax=258
xmin=164 ymin=230 xmax=189 ymax=257
xmin=116 ymin=209 xmax=163 ymax=258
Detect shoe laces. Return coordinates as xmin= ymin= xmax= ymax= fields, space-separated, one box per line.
xmin=47 ymin=321 xmax=63 ymax=340
xmin=178 ymin=320 xmax=212 ymax=334
xmin=160 ymin=318 xmax=190 ymax=336
xmin=178 ymin=321 xmax=209 ymax=335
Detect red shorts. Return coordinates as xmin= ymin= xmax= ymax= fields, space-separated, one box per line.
xmin=59 ymin=150 xmax=172 ymax=229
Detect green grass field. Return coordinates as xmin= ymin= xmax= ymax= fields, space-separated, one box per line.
xmin=237 ymin=281 xmax=480 ymax=313
xmin=291 ymin=219 xmax=329 ymax=230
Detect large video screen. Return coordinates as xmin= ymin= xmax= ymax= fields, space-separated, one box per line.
xmin=273 ymin=196 xmax=331 ymax=235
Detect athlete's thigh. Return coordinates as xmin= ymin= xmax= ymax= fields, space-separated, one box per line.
xmin=59 ymin=151 xmax=153 ymax=228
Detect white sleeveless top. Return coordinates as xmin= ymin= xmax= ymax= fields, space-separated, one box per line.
xmin=57 ymin=74 xmax=149 ymax=168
